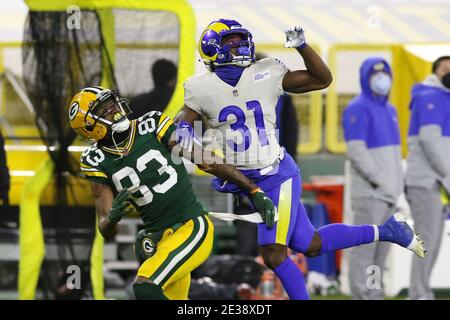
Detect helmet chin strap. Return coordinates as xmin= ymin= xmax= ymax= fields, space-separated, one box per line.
xmin=110 ymin=117 xmax=131 ymax=158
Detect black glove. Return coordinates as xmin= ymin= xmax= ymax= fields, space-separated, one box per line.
xmin=107 ymin=189 xmax=133 ymax=224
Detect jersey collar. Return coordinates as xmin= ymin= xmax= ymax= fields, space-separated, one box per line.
xmin=100 ymin=119 xmax=137 ymax=156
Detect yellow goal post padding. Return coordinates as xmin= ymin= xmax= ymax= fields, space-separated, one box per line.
xmin=25 ymin=0 xmax=196 ymax=119
xmin=22 ymin=0 xmax=196 ymax=300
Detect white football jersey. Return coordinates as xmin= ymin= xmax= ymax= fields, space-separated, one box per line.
xmin=184 ymin=58 xmax=289 ymax=169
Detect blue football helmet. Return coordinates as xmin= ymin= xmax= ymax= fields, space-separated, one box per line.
xmin=198 ymin=19 xmax=255 ymax=69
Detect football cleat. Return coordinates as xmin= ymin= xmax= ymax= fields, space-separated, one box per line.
xmin=381 ymin=213 xmax=427 ymax=258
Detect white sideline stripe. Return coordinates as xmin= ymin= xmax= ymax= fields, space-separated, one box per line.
xmin=208 ymin=210 xmax=279 ymax=224
xmin=153 ymin=217 xmax=206 ymax=285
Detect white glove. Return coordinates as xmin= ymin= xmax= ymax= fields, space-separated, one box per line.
xmin=284 ymin=26 xmax=307 ymax=49
xmin=175 ymin=121 xmax=194 ymax=153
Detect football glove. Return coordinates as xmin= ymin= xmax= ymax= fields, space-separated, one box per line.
xmin=284 ymin=26 xmax=307 ymax=49
xmin=250 ymin=188 xmax=276 ymax=228
xmin=107 ymin=189 xmax=133 ymax=224
xmin=175 ymin=120 xmax=194 ymax=153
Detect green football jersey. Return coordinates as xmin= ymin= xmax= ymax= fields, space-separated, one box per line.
xmin=80 ymin=111 xmax=207 ymax=232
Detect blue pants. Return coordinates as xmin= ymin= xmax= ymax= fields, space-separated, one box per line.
xmin=212 ymin=152 xmax=315 ymax=252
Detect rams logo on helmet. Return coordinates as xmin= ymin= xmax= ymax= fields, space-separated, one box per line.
xmin=198 ymin=19 xmax=255 ymax=69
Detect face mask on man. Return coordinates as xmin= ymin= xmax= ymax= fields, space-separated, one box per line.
xmin=370 ymin=72 xmax=392 ymax=96
xmin=442 ymin=72 xmax=450 ymax=89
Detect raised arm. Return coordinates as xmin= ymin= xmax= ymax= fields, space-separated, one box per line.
xmin=282 ymin=27 xmax=332 ymax=94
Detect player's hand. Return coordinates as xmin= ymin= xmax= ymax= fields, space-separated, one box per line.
xmin=250 ymin=188 xmax=275 ymax=228
xmin=107 ymin=189 xmax=133 ymax=224
xmin=284 ymin=26 xmax=307 ymax=49
xmin=175 ymin=121 xmax=194 ymax=153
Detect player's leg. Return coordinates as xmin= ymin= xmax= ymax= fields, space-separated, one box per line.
xmin=300 ymin=202 xmax=425 ymax=259
xmin=133 ymin=215 xmax=214 ymax=300
xmin=407 ymin=185 xmax=445 ymax=300
xmin=259 ymin=175 xmax=309 ymax=300
xmin=286 ymin=199 xmax=384 ymax=299
xmin=164 ymin=273 xmax=191 ymax=300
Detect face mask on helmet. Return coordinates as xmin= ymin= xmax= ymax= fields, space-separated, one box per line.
xmin=199 ymin=19 xmax=255 ymax=69
xmin=370 ymin=72 xmax=392 ymax=96
xmin=88 ymin=90 xmax=132 ymax=135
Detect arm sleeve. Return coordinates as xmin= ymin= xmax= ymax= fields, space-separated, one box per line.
xmin=416 ymin=94 xmax=445 ymax=127
xmin=346 ymin=140 xmax=385 ymax=187
xmin=343 ymin=108 xmax=384 ymax=186
xmin=415 ymin=94 xmax=449 ymax=178
xmin=184 ymin=80 xmax=203 ymax=115
xmin=418 ymin=125 xmax=449 ymax=178
xmin=343 ymin=107 xmax=368 ymax=141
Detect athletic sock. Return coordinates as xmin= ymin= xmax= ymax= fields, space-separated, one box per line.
xmin=273 ymin=257 xmax=309 ymax=300
xmin=377 ymin=224 xmax=394 ymax=242
xmin=133 ymin=282 xmax=168 ymax=300
xmin=318 ymin=223 xmax=376 ymax=255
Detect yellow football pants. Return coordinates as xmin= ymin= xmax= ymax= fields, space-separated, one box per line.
xmin=136 ymin=214 xmax=214 ymax=300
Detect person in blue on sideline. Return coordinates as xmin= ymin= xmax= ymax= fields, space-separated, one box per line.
xmin=406 ymin=56 xmax=450 ymax=300
xmin=343 ymin=57 xmax=404 ymax=300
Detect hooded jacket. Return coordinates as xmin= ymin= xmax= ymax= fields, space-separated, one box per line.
xmin=342 ymin=57 xmax=403 ymax=204
xmin=406 ymin=74 xmax=450 ymax=189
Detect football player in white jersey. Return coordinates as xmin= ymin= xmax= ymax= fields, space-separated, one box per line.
xmin=175 ymin=19 xmax=426 ymax=300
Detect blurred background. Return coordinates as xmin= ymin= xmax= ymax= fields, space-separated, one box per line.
xmin=0 ymin=0 xmax=449 ymax=300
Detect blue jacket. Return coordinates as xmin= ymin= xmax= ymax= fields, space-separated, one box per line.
xmin=406 ymin=75 xmax=450 ymax=189
xmin=343 ymin=57 xmax=403 ymax=203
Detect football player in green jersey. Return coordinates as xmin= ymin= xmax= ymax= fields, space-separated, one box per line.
xmin=68 ymin=86 xmax=275 ymax=300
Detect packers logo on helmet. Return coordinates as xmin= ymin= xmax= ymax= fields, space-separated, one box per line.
xmin=68 ymin=86 xmax=132 ymax=141
xmin=68 ymin=101 xmax=79 ymax=121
